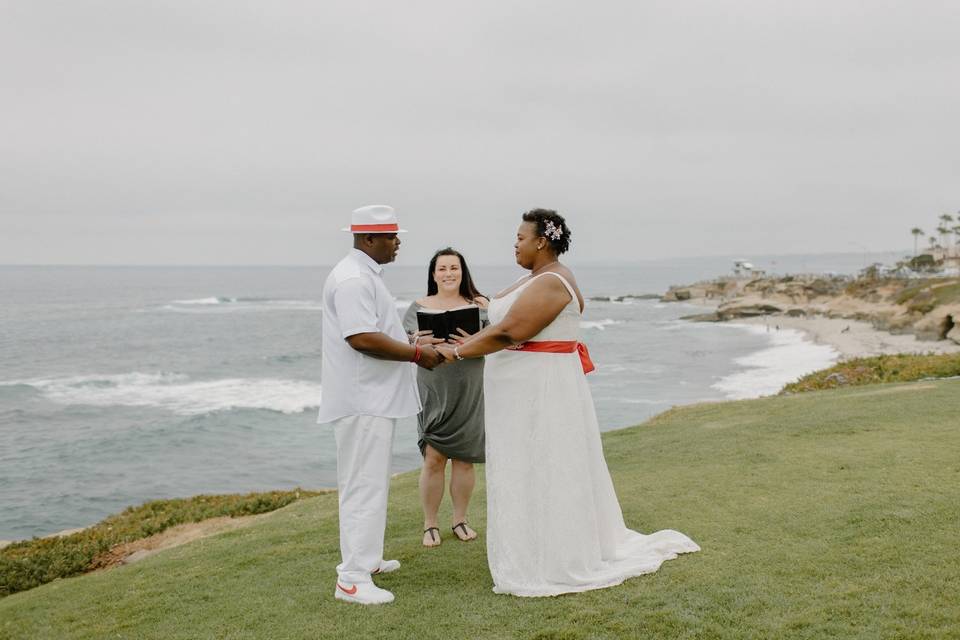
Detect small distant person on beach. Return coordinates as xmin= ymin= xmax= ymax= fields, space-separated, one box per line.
xmin=437 ymin=208 xmax=700 ymax=596
xmin=317 ymin=205 xmax=443 ymax=606
xmin=402 ymin=248 xmax=489 ymax=547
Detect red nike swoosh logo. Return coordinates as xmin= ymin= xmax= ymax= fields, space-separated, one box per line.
xmin=337 ymin=583 xmax=358 ymax=595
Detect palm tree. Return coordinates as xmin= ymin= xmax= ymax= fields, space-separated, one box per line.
xmin=937 ymin=226 xmax=951 ymax=250
xmin=911 ymin=227 xmax=925 ymax=256
xmin=955 ymin=210 xmax=960 ymax=256
xmin=939 ymin=214 xmax=955 ymax=249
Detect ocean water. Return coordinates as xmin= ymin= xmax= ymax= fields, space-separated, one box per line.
xmin=0 ymin=254 xmax=889 ymax=540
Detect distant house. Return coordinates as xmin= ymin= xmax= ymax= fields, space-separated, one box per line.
xmin=733 ymin=260 xmax=766 ymax=278
xmin=944 ymin=257 xmax=960 ymax=274
xmin=926 ymin=246 xmax=960 ymax=268
xmin=910 ymin=248 xmax=960 ymax=276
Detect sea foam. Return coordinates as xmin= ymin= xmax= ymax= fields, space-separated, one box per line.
xmin=711 ymin=325 xmax=838 ymax=399
xmin=172 ymin=297 xmax=237 ymax=305
xmin=580 ymin=319 xmax=623 ymax=331
xmin=162 ymin=297 xmax=323 ymax=313
xmin=2 ymin=372 xmax=322 ymax=415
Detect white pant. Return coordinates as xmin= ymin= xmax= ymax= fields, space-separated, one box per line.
xmin=333 ymin=414 xmax=396 ymax=584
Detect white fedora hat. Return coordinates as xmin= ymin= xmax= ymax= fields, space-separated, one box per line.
xmin=342 ymin=204 xmax=408 ymax=233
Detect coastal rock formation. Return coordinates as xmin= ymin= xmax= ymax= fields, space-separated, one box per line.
xmin=914 ymin=304 xmax=960 ymax=343
xmin=663 ymin=274 xmax=960 ymax=345
xmin=716 ymin=302 xmax=784 ymax=320
xmin=948 ymin=324 xmax=960 ymax=345
xmin=662 ymin=287 xmax=699 ymax=301
xmin=679 ymin=312 xmax=721 ymax=322
xmin=662 ymin=280 xmax=735 ymax=302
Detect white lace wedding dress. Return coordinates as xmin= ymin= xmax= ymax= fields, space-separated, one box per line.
xmin=483 ymin=272 xmax=700 ymax=597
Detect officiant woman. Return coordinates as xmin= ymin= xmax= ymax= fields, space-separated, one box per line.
xmin=402 ymin=248 xmax=488 ymax=547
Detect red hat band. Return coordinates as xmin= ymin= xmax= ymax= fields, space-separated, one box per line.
xmin=350 ymin=223 xmax=400 ymax=233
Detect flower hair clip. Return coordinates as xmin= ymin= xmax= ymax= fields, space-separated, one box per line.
xmin=544 ymin=220 xmax=564 ymax=241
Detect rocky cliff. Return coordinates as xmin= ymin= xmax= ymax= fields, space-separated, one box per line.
xmin=663 ymin=275 xmax=960 ymax=345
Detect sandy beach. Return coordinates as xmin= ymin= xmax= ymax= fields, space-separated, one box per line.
xmin=735 ymin=315 xmax=960 ymax=359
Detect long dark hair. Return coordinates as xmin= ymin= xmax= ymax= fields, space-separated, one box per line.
xmin=426 ymin=248 xmax=484 ymax=301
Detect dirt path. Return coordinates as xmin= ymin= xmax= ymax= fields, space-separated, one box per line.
xmin=91 ymin=514 xmax=266 ymax=570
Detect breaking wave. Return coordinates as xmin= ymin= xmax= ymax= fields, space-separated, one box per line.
xmin=580 ymin=319 xmax=624 ymax=331
xmin=1 ymin=372 xmax=322 ymax=416
xmin=161 ymin=297 xmax=324 ymax=313
xmin=711 ymin=325 xmax=838 ymax=399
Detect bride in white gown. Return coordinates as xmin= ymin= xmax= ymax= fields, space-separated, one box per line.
xmin=437 ymin=209 xmax=699 ymax=597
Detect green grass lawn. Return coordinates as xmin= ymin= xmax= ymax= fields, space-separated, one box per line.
xmin=2 ymin=379 xmax=959 ymax=639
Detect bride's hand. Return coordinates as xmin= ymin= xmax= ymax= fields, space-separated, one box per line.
xmin=411 ymin=329 xmax=445 ymax=346
xmin=447 ymin=328 xmax=472 ymax=345
xmin=435 ymin=344 xmax=457 ymax=363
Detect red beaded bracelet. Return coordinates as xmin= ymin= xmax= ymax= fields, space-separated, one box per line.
xmin=412 ymin=343 xmax=422 ymax=363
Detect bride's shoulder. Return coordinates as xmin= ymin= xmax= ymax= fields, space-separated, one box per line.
xmin=550 ymin=265 xmax=580 ymax=288
xmin=492 ymin=276 xmax=530 ymax=300
xmin=525 ymin=271 xmax=570 ymax=296
xmin=536 ymin=267 xmax=577 ymax=287
xmin=541 ymin=267 xmax=584 ymax=309
xmin=553 ymin=263 xmax=577 ymax=280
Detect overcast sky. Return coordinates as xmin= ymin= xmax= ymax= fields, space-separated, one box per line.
xmin=1 ymin=0 xmax=958 ymax=266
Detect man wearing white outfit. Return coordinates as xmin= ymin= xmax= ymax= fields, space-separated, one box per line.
xmin=318 ymin=205 xmax=444 ymax=605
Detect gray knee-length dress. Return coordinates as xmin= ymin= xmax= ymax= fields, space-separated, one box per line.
xmin=402 ymin=302 xmax=487 ymax=463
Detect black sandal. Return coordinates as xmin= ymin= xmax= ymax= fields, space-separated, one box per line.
xmin=451 ymin=522 xmax=476 ymax=542
xmin=423 ymin=527 xmax=441 ymax=547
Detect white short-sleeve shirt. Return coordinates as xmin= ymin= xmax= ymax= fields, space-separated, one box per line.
xmin=316 ymin=249 xmax=421 ymax=424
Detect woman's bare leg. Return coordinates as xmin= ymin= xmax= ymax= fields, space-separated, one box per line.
xmin=449 ymin=460 xmax=478 ymax=540
xmin=420 ymin=444 xmax=447 ymax=546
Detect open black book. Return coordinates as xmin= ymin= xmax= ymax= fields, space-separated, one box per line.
xmin=417 ymin=304 xmax=482 ymax=339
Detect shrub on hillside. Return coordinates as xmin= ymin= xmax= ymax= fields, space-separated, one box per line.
xmin=0 ymin=489 xmax=321 ymax=598
xmin=781 ymin=353 xmax=960 ymax=394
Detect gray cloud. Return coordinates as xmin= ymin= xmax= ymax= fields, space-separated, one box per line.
xmin=2 ymin=0 xmax=958 ymax=265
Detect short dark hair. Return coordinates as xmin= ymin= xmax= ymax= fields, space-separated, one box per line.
xmin=426 ymin=248 xmax=484 ymax=300
xmin=521 ymin=208 xmax=571 ymax=255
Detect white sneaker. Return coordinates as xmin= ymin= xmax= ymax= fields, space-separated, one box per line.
xmin=372 ymin=559 xmax=400 ymax=575
xmin=334 ymin=581 xmax=395 ymax=605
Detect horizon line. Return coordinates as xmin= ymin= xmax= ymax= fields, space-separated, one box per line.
xmin=0 ymin=248 xmax=913 ymax=269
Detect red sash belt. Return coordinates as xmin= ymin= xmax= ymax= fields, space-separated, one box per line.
xmin=511 ymin=340 xmax=595 ymax=374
